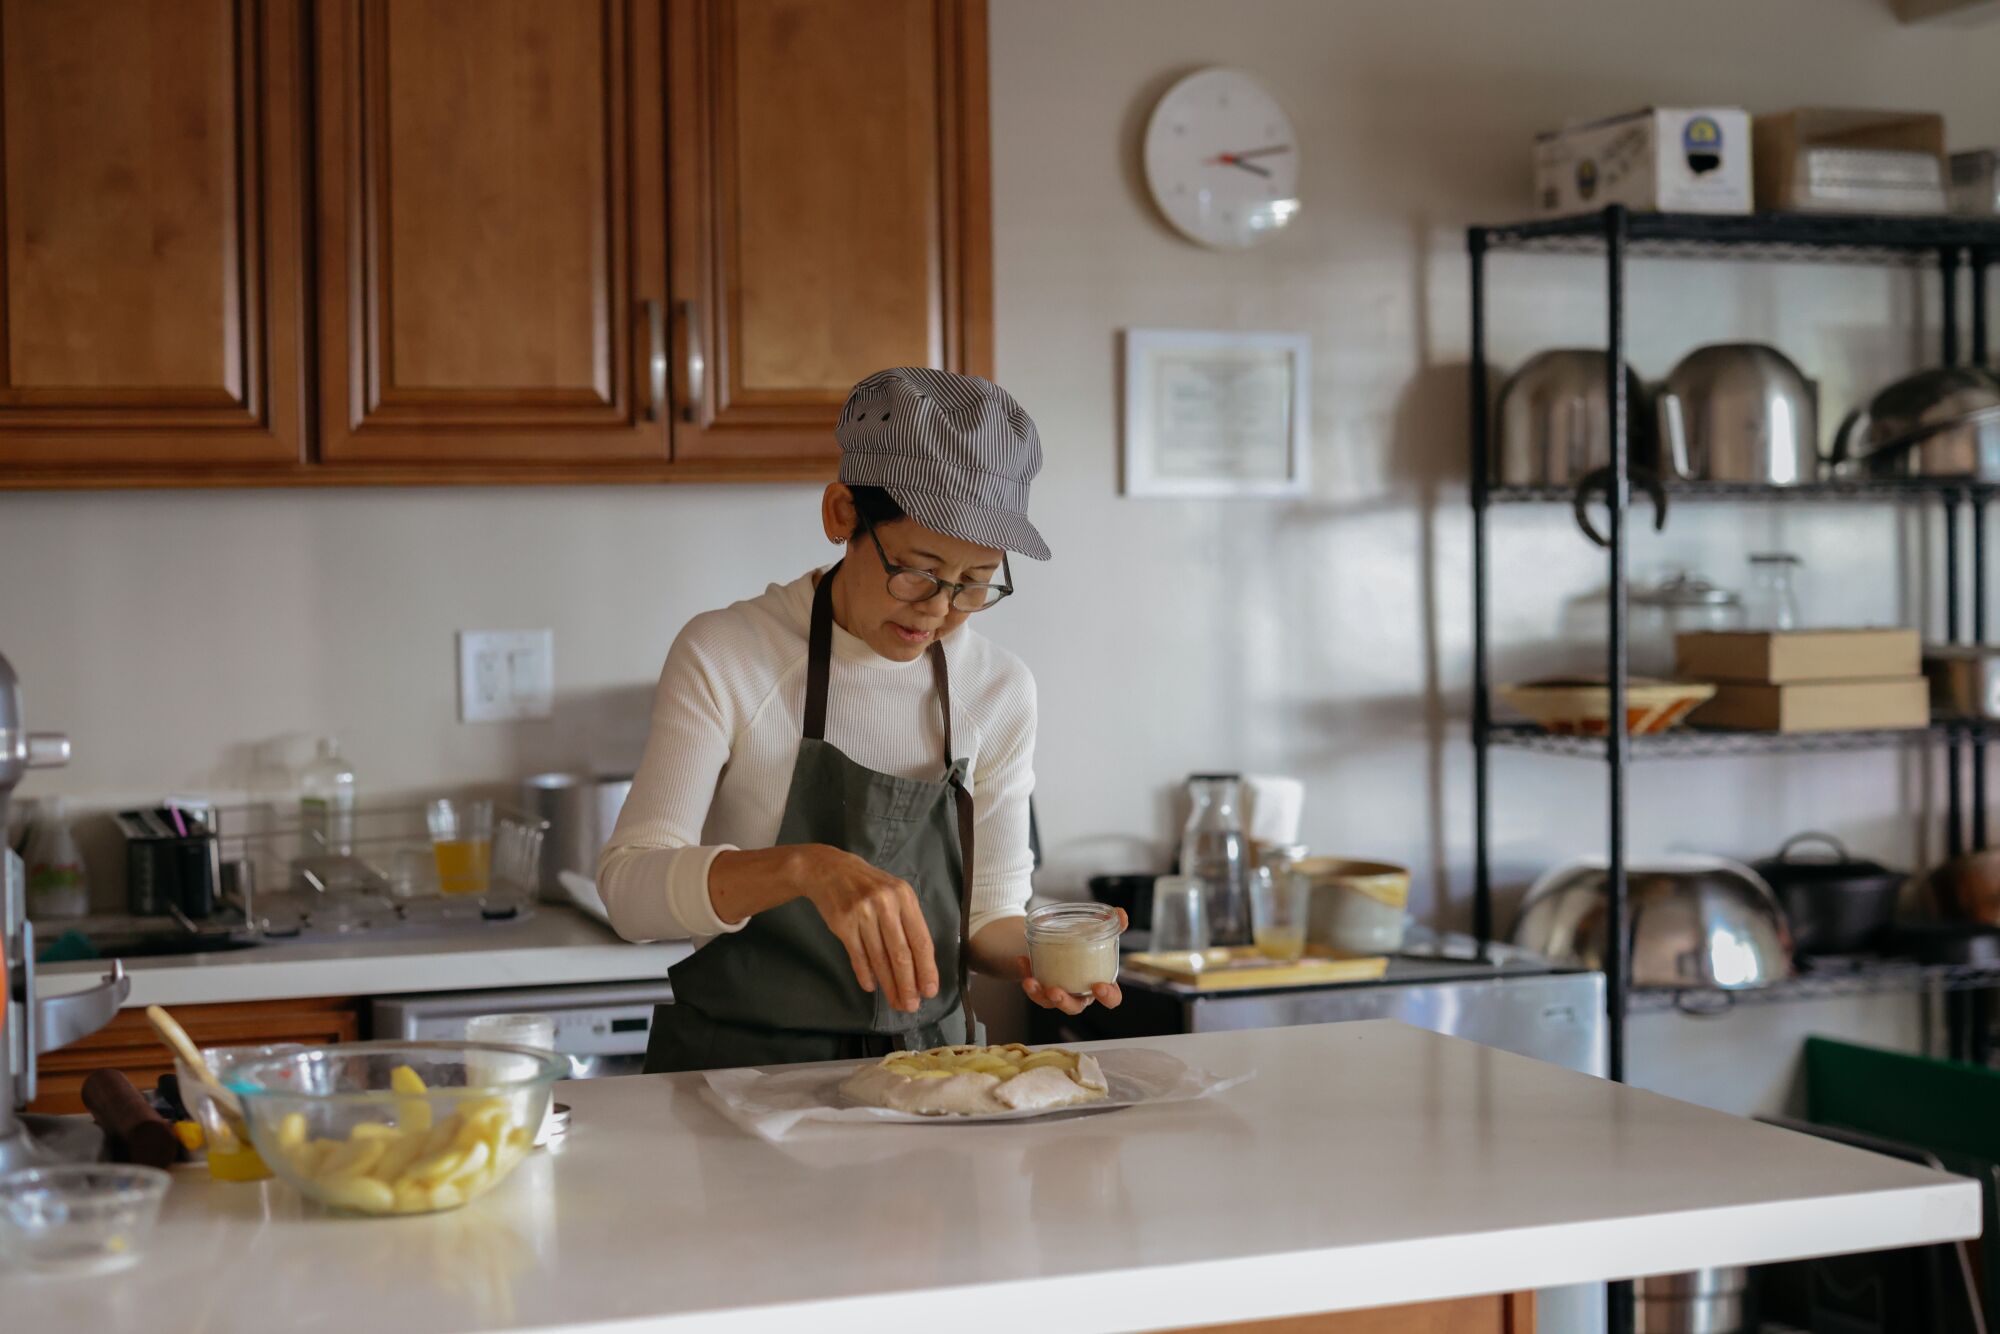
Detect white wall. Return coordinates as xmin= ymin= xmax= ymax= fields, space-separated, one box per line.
xmin=5 ymin=0 xmax=2000 ymax=945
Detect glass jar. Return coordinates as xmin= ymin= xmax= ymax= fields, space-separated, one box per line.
xmin=1025 ymin=902 xmax=1123 ymax=994
xmin=1181 ymin=773 xmax=1251 ymax=946
xmin=1629 ymin=572 xmax=1744 ymax=677
xmin=1746 ymin=552 xmax=1804 ymax=630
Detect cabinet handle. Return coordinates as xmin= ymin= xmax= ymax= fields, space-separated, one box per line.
xmin=644 ymin=299 xmax=667 ymax=423
xmin=678 ymin=300 xmax=705 ymax=424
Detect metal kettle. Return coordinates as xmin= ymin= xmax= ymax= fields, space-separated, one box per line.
xmin=1656 ymin=343 xmax=1819 ymax=485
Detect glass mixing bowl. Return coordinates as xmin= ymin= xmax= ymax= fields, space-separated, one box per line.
xmin=225 ymin=1040 xmax=564 ymax=1216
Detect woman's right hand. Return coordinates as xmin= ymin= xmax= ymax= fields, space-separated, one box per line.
xmin=791 ymin=846 xmax=939 ymax=1014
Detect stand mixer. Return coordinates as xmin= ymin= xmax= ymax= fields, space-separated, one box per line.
xmin=1 ymin=648 xmax=129 ymax=1172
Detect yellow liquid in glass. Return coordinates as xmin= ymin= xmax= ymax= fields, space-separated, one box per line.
xmin=1254 ymin=925 xmax=1306 ymax=963
xmin=433 ymin=839 xmax=492 ymax=896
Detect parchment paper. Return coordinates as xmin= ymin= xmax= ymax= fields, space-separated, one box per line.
xmin=702 ymin=1046 xmax=1252 ymax=1143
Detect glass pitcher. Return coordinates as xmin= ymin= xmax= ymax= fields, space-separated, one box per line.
xmin=1180 ymin=773 xmax=1251 ymax=947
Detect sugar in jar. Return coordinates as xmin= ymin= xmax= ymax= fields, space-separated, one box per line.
xmin=1025 ymin=902 xmax=1123 ymax=994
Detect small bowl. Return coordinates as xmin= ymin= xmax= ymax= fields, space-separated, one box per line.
xmin=1296 ymin=858 xmax=1411 ymax=954
xmin=0 ymin=1164 xmax=170 ymax=1275
xmin=1500 ymin=678 xmax=1716 ymax=736
xmin=226 ymin=1040 xmax=563 ymax=1216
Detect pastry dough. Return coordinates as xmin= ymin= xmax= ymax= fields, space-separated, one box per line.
xmin=840 ymin=1043 xmax=1110 ymax=1116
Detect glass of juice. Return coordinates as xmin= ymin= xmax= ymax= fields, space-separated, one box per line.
xmin=1250 ymin=864 xmax=1310 ymax=962
xmin=427 ymin=798 xmax=493 ymax=896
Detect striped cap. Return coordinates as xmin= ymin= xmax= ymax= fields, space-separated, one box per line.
xmin=835 ymin=368 xmax=1050 ymax=560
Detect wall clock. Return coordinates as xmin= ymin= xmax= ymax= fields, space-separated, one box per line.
xmin=1142 ymin=68 xmax=1300 ymax=250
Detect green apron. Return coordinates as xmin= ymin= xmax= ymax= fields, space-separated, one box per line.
xmin=644 ymin=562 xmax=978 ymax=1073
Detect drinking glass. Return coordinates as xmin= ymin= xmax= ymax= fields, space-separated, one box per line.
xmin=428 ymin=799 xmax=494 ymax=896
xmin=467 ymin=1013 xmax=561 ymax=1144
xmin=1250 ymin=864 xmax=1311 ymax=963
xmin=1149 ymin=874 xmax=1210 ymax=966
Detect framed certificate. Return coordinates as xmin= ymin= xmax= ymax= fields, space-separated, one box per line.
xmin=1121 ymin=329 xmax=1310 ymax=497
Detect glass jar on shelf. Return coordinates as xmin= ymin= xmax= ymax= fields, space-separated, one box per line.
xmin=1746 ymin=552 xmax=1805 ymax=630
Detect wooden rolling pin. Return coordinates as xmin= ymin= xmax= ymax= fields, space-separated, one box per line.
xmin=81 ymin=1068 xmax=180 ymax=1169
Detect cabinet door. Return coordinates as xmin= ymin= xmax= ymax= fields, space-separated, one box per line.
xmin=315 ymin=0 xmax=669 ymax=465
xmin=0 ymin=0 xmax=307 ymax=471
xmin=667 ymin=0 xmax=993 ymax=466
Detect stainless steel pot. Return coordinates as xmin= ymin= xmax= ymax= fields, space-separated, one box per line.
xmin=1831 ymin=366 xmax=2000 ymax=480
xmin=1512 ymin=855 xmax=1795 ymax=990
xmin=1496 ymin=349 xmax=1653 ymax=485
xmin=1656 ymin=343 xmax=1818 ymax=485
xmin=1636 ymin=1266 xmax=1749 ymax=1334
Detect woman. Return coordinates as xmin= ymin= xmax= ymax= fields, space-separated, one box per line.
xmin=598 ymin=367 xmax=1122 ymax=1074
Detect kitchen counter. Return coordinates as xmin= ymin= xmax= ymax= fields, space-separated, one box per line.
xmin=5 ymin=1021 xmax=1978 ymax=1333
xmin=36 ymin=906 xmax=691 ymax=1008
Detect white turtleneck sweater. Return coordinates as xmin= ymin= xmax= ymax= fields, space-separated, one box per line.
xmin=596 ymin=569 xmax=1037 ymax=946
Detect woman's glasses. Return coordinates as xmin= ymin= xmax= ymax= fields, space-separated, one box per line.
xmin=859 ymin=517 xmax=1012 ymax=613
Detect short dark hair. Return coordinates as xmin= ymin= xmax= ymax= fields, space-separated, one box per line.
xmin=848 ymin=485 xmax=906 ymax=530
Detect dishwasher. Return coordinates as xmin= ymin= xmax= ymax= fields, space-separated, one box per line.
xmin=371 ymin=980 xmax=675 ymax=1078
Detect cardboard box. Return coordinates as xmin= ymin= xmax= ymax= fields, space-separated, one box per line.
xmin=1752 ymin=108 xmax=1947 ymax=212
xmin=1689 ymin=678 xmax=1930 ymax=733
xmin=1534 ymin=108 xmax=1752 ymax=216
xmin=1675 ymin=629 xmax=1921 ymax=684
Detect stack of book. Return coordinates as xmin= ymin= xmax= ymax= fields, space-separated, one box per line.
xmin=1675 ymin=629 xmax=1928 ymax=733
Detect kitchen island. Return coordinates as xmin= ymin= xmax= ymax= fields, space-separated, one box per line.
xmin=4 ymin=1021 xmax=1978 ymax=1333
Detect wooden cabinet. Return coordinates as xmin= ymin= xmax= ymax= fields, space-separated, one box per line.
xmin=667 ymin=0 xmax=993 ymax=467
xmin=1158 ymin=1293 xmax=1535 ymax=1334
xmin=0 ymin=0 xmax=308 ymax=473
xmin=0 ymin=0 xmax=991 ymax=486
xmin=28 ymin=996 xmax=361 ymax=1116
xmin=313 ymin=0 xmax=670 ymax=467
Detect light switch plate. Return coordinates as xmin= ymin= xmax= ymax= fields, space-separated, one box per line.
xmin=457 ymin=629 xmax=554 ymax=722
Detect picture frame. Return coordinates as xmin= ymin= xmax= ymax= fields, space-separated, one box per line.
xmin=1121 ymin=328 xmax=1311 ymax=498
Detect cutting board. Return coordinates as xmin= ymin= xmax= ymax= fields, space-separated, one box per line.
xmin=1122 ymin=947 xmax=1389 ymax=991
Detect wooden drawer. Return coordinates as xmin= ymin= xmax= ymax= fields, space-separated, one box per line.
xmin=29 ymin=996 xmax=360 ymax=1115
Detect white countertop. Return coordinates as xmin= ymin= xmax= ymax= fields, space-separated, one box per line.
xmin=5 ymin=1021 xmax=1978 ymax=1333
xmin=37 ymin=907 xmax=691 ymax=1007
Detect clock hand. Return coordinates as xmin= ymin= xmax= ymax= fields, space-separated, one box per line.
xmin=1227 ymin=144 xmax=1293 ymax=160
xmin=1208 ymin=154 xmax=1272 ymax=179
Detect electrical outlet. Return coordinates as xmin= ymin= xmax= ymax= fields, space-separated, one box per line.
xmin=457 ymin=630 xmax=554 ymax=722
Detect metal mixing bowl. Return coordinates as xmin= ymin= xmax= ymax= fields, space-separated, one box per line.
xmin=1512 ymin=856 xmax=1795 ymax=990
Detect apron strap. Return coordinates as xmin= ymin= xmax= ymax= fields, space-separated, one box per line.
xmin=930 ymin=641 xmax=978 ymax=1044
xmin=804 ymin=560 xmax=840 ymax=741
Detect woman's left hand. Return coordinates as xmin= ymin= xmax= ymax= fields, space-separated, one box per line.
xmin=1016 ymin=909 xmax=1126 ymax=1015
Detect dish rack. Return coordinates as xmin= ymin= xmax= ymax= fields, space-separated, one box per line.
xmin=137 ymin=801 xmax=548 ymax=944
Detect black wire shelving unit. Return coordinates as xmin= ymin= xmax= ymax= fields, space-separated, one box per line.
xmin=1470 ymin=209 xmax=2000 ymax=1334
xmin=1489 ymin=717 xmax=2000 ymax=760
xmin=1630 ymin=957 xmax=2000 ymax=1016
xmin=1468 ymin=206 xmax=2000 ymax=1076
